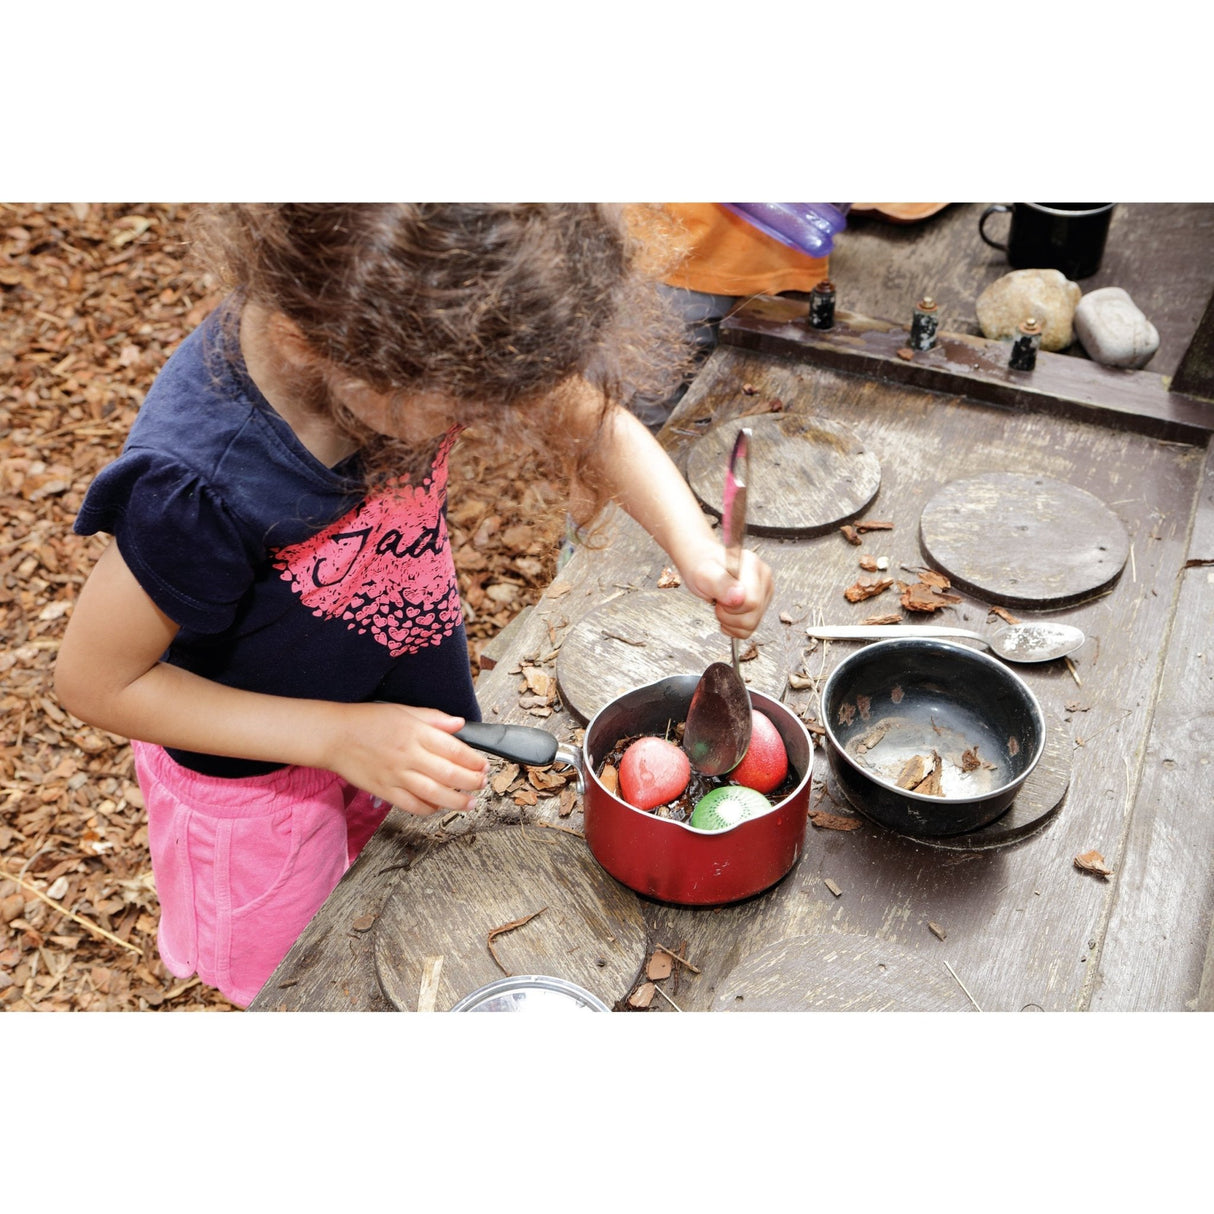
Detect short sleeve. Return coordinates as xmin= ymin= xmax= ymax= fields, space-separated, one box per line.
xmin=74 ymin=449 xmax=261 ymax=634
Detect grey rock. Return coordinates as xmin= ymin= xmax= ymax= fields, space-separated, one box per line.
xmin=1074 ymin=287 xmax=1159 ymax=369
xmin=976 ymin=268 xmax=1081 ymax=351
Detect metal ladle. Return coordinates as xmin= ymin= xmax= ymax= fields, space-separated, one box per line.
xmin=683 ymin=428 xmax=754 ymax=775
xmin=807 ymin=621 xmax=1086 ymax=664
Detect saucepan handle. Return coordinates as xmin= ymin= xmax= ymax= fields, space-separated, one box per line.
xmin=456 ymin=721 xmax=584 ymax=791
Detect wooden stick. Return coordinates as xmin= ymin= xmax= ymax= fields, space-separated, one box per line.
xmin=487 ymin=907 xmax=547 ymax=975
xmin=655 ymin=943 xmax=702 ymax=974
xmin=944 ymin=960 xmax=982 ymax=1012
xmin=417 ymin=955 xmax=443 ymax=1013
xmin=532 ymin=820 xmax=585 ymax=839
xmin=653 ymin=984 xmax=683 ymax=1012
xmin=0 ymin=864 xmax=142 ymax=955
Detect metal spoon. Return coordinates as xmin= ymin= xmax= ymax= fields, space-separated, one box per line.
xmin=684 ymin=428 xmax=754 ymax=775
xmin=807 ymin=622 xmax=1086 ymax=664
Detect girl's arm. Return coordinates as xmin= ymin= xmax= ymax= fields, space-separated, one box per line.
xmin=54 ymin=541 xmax=488 ymax=814
xmin=572 ymin=393 xmax=774 ymax=638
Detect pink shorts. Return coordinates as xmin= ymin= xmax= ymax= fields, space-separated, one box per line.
xmin=133 ymin=741 xmax=390 ymax=1008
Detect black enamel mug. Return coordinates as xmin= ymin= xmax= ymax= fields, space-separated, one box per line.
xmin=979 ymin=202 xmax=1115 ymax=280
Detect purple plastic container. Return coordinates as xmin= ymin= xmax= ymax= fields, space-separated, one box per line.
xmin=724 ymin=203 xmax=850 ymax=257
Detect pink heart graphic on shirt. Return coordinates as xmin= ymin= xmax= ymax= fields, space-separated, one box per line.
xmin=272 ymin=433 xmax=463 ymax=658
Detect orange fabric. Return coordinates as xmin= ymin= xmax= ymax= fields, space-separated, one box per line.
xmin=851 ymin=203 xmax=949 ymax=223
xmin=660 ymin=203 xmax=830 ymax=297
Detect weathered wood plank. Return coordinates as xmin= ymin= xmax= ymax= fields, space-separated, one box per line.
xmin=1090 ymin=441 xmax=1214 ymax=1010
xmin=649 ymin=346 xmax=1207 ymax=1012
xmin=254 ymin=339 xmax=1210 ymax=1012
xmin=720 ymin=298 xmax=1214 ymax=444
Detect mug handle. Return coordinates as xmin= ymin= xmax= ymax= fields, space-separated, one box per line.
xmin=979 ymin=204 xmax=1011 ymax=251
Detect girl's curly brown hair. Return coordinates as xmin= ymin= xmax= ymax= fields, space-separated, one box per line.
xmin=188 ymin=203 xmax=692 ymax=507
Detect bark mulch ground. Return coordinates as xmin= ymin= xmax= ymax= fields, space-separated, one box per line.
xmin=0 ymin=203 xmax=563 ymax=1012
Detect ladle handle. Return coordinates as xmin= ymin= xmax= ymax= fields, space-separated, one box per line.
xmin=808 ymin=624 xmax=986 ymax=644
xmin=722 ymin=428 xmax=749 ymax=579
xmin=723 ymin=429 xmax=750 ymax=677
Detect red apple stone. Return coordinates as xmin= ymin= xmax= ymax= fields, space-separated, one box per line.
xmin=728 ymin=710 xmax=789 ymax=794
xmin=618 ymin=736 xmax=692 ymax=810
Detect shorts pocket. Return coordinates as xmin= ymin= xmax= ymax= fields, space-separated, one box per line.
xmin=224 ymin=807 xmax=300 ymax=915
xmin=146 ymin=799 xmax=198 ymax=977
xmin=221 ymin=782 xmax=350 ymax=1004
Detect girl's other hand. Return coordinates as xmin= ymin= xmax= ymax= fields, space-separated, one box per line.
xmin=326 ymin=703 xmax=489 ymax=816
xmin=683 ymin=546 xmax=774 ymax=639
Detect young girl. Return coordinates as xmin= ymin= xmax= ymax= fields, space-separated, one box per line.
xmin=55 ymin=204 xmax=774 ymax=1008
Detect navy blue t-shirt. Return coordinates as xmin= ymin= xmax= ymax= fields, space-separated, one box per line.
xmin=74 ymin=304 xmax=480 ymax=776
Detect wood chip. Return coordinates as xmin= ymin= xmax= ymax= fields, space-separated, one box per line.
xmin=809 ymin=810 xmax=863 ymax=831
xmin=900 ymin=580 xmax=963 ymax=612
xmin=417 ymin=955 xmax=443 ymax=1013
xmin=491 ymin=763 xmax=520 ymax=795
xmin=646 ymin=949 xmax=674 ymax=981
xmin=845 ymin=577 xmax=894 ymax=602
xmin=823 ymin=878 xmax=843 ymax=897
xmin=928 ymin=922 xmax=947 ymax=941
xmin=896 ymin=754 xmax=929 ymax=790
xmin=1074 ymin=850 xmax=1114 ymax=879
xmin=862 ymin=612 xmax=903 ymax=626
xmin=351 ymin=913 xmax=376 ymax=932
xmin=628 ymin=982 xmax=655 ymax=1009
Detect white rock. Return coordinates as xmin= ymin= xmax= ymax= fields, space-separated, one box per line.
xmin=1073 ymin=287 xmax=1160 ymax=369
xmin=976 ymin=269 xmax=1081 ymax=352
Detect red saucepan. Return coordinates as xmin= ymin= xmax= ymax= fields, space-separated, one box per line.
xmin=458 ymin=674 xmax=814 ymax=905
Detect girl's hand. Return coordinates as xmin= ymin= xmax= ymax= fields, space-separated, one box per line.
xmin=568 ymin=400 xmax=775 ymax=641
xmin=682 ymin=545 xmax=774 ymax=639
xmin=324 ymin=703 xmax=490 ymax=817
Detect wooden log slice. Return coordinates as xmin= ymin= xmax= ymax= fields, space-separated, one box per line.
xmin=555 ymin=589 xmax=787 ymax=724
xmin=918 ymin=472 xmax=1130 ymax=607
xmin=685 ymin=412 xmax=882 ymax=536
xmin=713 ymin=931 xmax=976 ymax=1011
xmin=373 ymin=826 xmax=648 ymax=1012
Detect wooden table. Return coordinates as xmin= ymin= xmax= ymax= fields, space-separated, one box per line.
xmin=250 ymin=259 xmax=1214 ymax=1015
